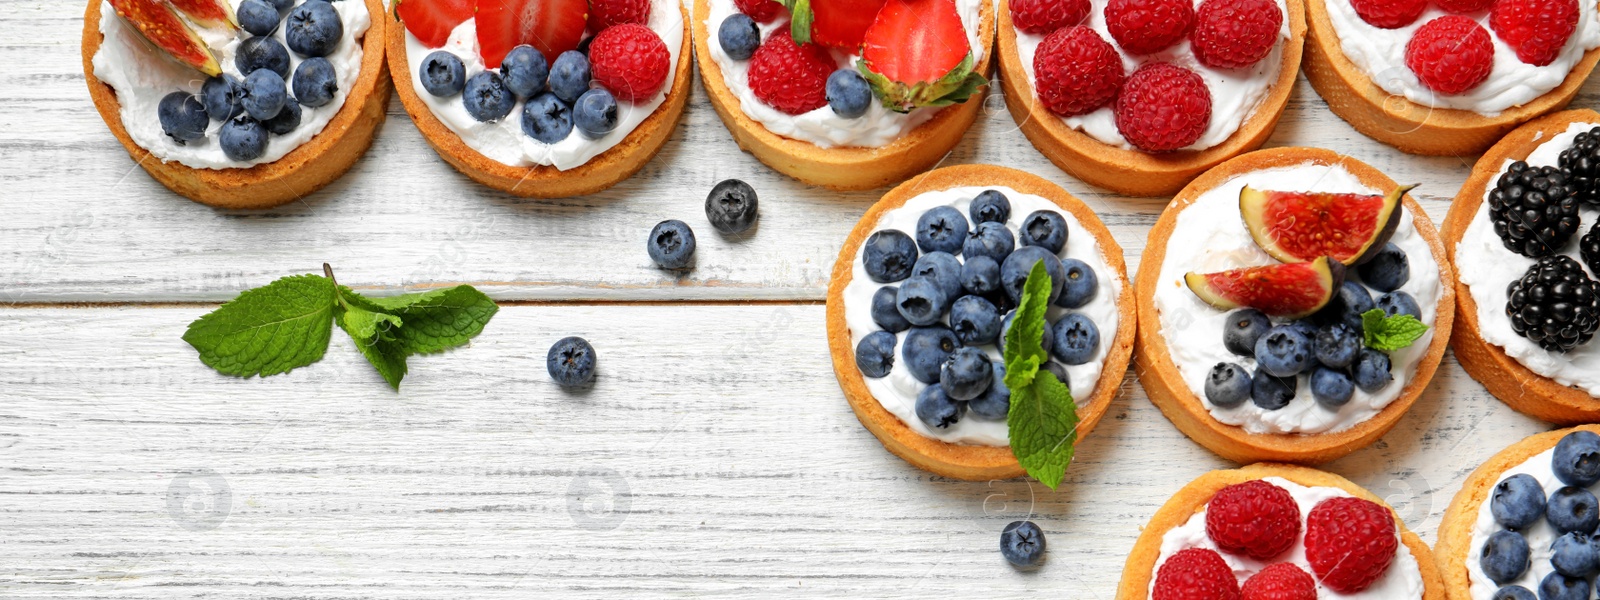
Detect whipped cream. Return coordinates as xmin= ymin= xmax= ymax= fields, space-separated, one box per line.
xmin=1011 ymin=0 xmax=1290 ymax=151
xmin=1150 ymin=476 xmax=1425 ymax=599
xmin=1151 ymin=163 xmax=1441 ymax=435
xmin=1464 ymin=446 xmax=1565 ymax=598
xmin=402 ymin=0 xmax=683 ymax=170
xmin=1325 ymin=0 xmax=1600 ymax=115
xmin=842 ymin=186 xmax=1123 ymax=446
xmin=1457 ymin=122 xmax=1600 ymax=395
xmin=92 ymin=0 xmax=371 ymax=170
xmin=702 ymin=0 xmax=985 ymax=149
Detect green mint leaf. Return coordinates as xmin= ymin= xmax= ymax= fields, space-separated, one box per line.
xmin=182 ymin=274 xmax=337 ymax=378
xmin=1002 ymin=260 xmax=1053 ymax=390
xmin=1007 ymin=369 xmax=1078 ymax=490
xmin=334 ymin=288 xmax=403 ymax=341
xmin=335 ymin=303 xmax=409 ymax=389
xmin=348 ymin=286 xmax=498 ymax=355
xmin=1361 ymin=308 xmax=1430 ymax=353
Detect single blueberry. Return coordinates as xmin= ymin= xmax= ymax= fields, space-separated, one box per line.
xmin=219 ymin=116 xmax=268 ymax=161
xmin=1000 ymin=521 xmax=1046 ymax=568
xmin=1019 ymin=210 xmax=1068 ymax=254
xmin=292 ymin=56 xmax=338 ymax=107
xmin=1315 ymin=322 xmax=1362 ymax=369
xmin=1316 ymin=280 xmax=1375 ymax=331
xmin=871 ymin=286 xmax=912 ymax=333
xmin=1539 ymin=572 xmax=1588 ymax=600
xmin=1491 ymin=586 xmax=1535 ymax=600
xmin=1377 ymin=290 xmax=1423 ymax=320
xmin=236 ymin=35 xmax=290 ymax=78
xmin=1309 ymin=367 xmax=1354 ymax=409
xmin=950 ymin=295 xmax=1002 ymax=346
xmin=241 ymin=68 xmax=287 ymax=120
xmin=963 ymin=221 xmax=1015 ymax=262
xmin=1054 ymin=258 xmax=1098 ymax=309
xmin=285 ymin=0 xmax=343 ymax=57
xmin=915 ymin=384 xmax=965 ymax=429
xmin=1052 ymin=313 xmax=1099 ymax=365
xmin=419 ymin=51 xmax=467 ymax=97
xmin=902 ymin=326 xmax=960 ymax=384
xmin=1287 ymin=319 xmax=1319 ymax=344
xmin=1358 ymin=242 xmax=1410 ymax=293
xmin=157 ymin=92 xmax=208 ymax=144
xmin=1479 ymin=530 xmax=1531 ymax=585
xmin=1354 ymin=348 xmax=1393 ymax=392
xmin=266 ymin=0 xmax=293 ymax=13
xmin=549 ymin=50 xmax=592 ymax=105
xmin=1001 ymin=246 xmax=1065 ymax=304
xmin=1222 ymin=309 xmax=1271 ymax=357
xmin=895 ymin=277 xmax=949 ymax=327
xmin=573 ymin=88 xmax=618 ymax=140
xmin=546 ymin=336 xmax=597 ymax=386
xmin=462 ymin=71 xmax=515 ymax=122
xmin=940 ymin=347 xmax=993 ymax=401
xmin=855 ymin=331 xmax=896 ymax=378
xmin=717 ymin=13 xmax=760 ymax=60
xmin=1251 ymin=369 xmax=1296 ymax=410
xmin=1551 ymin=532 xmax=1598 ymax=578
xmin=500 ymin=44 xmax=550 ymax=98
xmin=912 ymin=251 xmax=963 ymax=302
xmin=1554 ymin=430 xmax=1600 ymax=487
xmin=263 ymin=97 xmax=302 ymax=134
xmin=1548 ymin=486 xmax=1600 ymax=535
xmin=1491 ymin=473 xmax=1546 ymax=530
xmin=1204 ymin=362 xmax=1251 ymax=409
xmin=970 ymin=190 xmax=1010 ymax=224
xmin=647 ymin=219 xmax=696 ymax=270
xmin=862 ymin=229 xmax=918 ymax=283
xmin=201 ymin=74 xmax=243 ymax=121
xmin=825 ymin=68 xmax=871 ymax=119
xmin=236 ymin=0 xmax=282 ymax=36
xmin=969 ymin=362 xmax=1009 ymax=420
xmin=916 ymin=206 xmax=969 ymax=255
xmin=521 ymin=92 xmax=574 ymax=143
xmin=960 ymin=255 xmax=1002 ymax=296
xmin=705 ymin=179 xmax=759 ymax=234
xmin=1255 ymin=326 xmax=1315 ymax=378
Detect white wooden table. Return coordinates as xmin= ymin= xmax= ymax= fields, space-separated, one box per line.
xmin=1 ymin=1 xmax=1590 ymax=595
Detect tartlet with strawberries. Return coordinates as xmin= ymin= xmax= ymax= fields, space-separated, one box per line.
xmin=694 ymin=0 xmax=996 ymax=191
xmin=996 ymin=0 xmax=1307 ymax=197
xmin=388 ymin=0 xmax=691 ymax=197
xmin=84 ymin=0 xmax=389 ymax=208
xmin=1303 ymin=0 xmax=1600 ymax=155
xmin=1118 ymin=463 xmax=1443 ymax=599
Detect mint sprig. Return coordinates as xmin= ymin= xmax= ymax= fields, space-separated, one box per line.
xmin=1360 ymin=308 xmax=1429 ymax=353
xmin=1002 ymin=261 xmax=1080 ymax=490
xmin=183 ymin=265 xmax=498 ymax=389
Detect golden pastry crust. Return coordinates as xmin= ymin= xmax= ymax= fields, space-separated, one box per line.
xmin=1439 ymin=109 xmax=1600 ymax=424
xmin=386 ymin=1 xmax=691 ymax=198
xmin=1436 ymin=426 xmax=1600 ymax=598
xmin=1117 ymin=463 xmax=1444 ymax=599
xmin=993 ymin=0 xmax=1306 ymax=197
xmin=1133 ymin=147 xmax=1456 ymax=464
xmin=824 ymin=164 xmax=1137 ymax=481
xmin=1302 ymin=0 xmax=1600 ymax=156
xmin=691 ymin=0 xmax=996 ymax=192
xmin=82 ymin=0 xmax=390 ymax=210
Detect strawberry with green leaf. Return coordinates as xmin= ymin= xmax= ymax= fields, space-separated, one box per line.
xmin=477 ymin=0 xmax=589 ymax=67
xmin=856 ymin=0 xmax=986 ymax=113
xmin=782 ymin=0 xmax=886 ymax=49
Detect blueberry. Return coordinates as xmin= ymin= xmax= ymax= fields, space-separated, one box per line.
xmin=1310 ymin=367 xmax=1354 ymax=409
xmin=862 ymin=230 xmax=918 ymax=283
xmin=970 ymin=190 xmax=1010 ymax=224
xmin=546 ymin=336 xmax=597 ymax=386
xmin=1255 ymin=326 xmax=1314 ymax=378
xmin=647 ymin=219 xmax=695 ymax=269
xmin=157 ymin=92 xmax=207 ymax=144
xmin=941 ymin=347 xmax=993 ymax=401
xmin=871 ymin=286 xmax=912 ymax=333
xmin=705 ymin=179 xmax=759 ymax=234
xmin=573 ymin=88 xmax=618 ymax=139
xmin=291 ymin=56 xmax=338 ymax=108
xmin=285 ymin=0 xmax=343 ymax=57
xmin=1052 ymin=313 xmax=1099 ymax=365
xmin=1547 ymin=486 xmax=1600 ymax=535
xmin=201 ymin=74 xmax=243 ymax=121
xmin=903 ymin=326 xmax=960 ymax=384
xmin=1001 ymin=246 xmax=1066 ymax=304
xmin=500 ymin=44 xmax=549 ymax=98
xmin=1554 ymin=430 xmax=1600 ymax=487
xmin=963 ymin=222 xmax=1015 ymax=262
xmin=895 ymin=277 xmax=949 ymax=327
xmin=1041 ymin=361 xmax=1070 ymax=388
xmin=236 ymin=0 xmax=281 ymax=36
xmin=950 ymin=295 xmax=1002 ymax=346
xmin=1204 ymin=362 xmax=1251 ymax=408
xmin=462 ymin=71 xmax=515 ymax=122
xmin=855 ymin=330 xmax=896 ymax=378
xmin=1000 ymin=310 xmax=1054 ymax=356
xmin=219 ymin=116 xmax=268 ymax=161
xmin=419 ymin=51 xmax=467 ymax=97
xmin=549 ymin=50 xmax=591 ymax=105
xmin=1354 ymin=348 xmax=1392 ymax=392
xmin=1222 ymin=309 xmax=1270 ymax=357
xmin=1000 ymin=521 xmax=1046 ymax=568
xmin=960 ymin=255 xmax=1002 ymax=296
xmin=236 ymin=35 xmax=290 ymax=78
xmin=1315 ymin=322 xmax=1361 ymax=369
xmin=266 ymin=0 xmax=293 ymax=14
xmin=915 ymin=384 xmax=964 ymax=429
xmin=240 ymin=68 xmax=286 ymax=120
xmin=521 ymin=93 xmax=574 ymax=143
xmin=916 ymin=206 xmax=969 ymax=255
xmin=1020 ymin=210 xmax=1067 ymax=254
xmin=1054 ymin=258 xmax=1098 ymax=309
xmin=1539 ymin=572 xmax=1589 ymax=600
xmin=1492 ymin=473 xmax=1547 ymax=530
xmin=1358 ymin=242 xmax=1410 ymax=293
xmin=1251 ymin=369 xmax=1296 ymax=410
xmin=1492 ymin=586 xmax=1536 ymax=600
xmin=1552 ymin=531 xmax=1599 ymax=578
xmin=1316 ymin=280 xmax=1375 ymax=331
xmin=825 ymin=68 xmax=871 ymax=119
xmin=717 ymin=13 xmax=760 ymax=60
xmin=969 ymin=362 xmax=1010 ymax=420
xmin=912 ymin=251 xmax=963 ymax=301
xmin=1287 ymin=319 xmax=1319 ymax=344
xmin=1377 ymin=291 xmax=1422 ymax=320
xmin=263 ymin=97 xmax=301 ymax=134
xmin=1479 ymin=530 xmax=1531 ymax=585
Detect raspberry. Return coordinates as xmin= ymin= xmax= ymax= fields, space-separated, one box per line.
xmin=1153 ymin=548 xmax=1241 ymax=600
xmin=1240 ymin=563 xmax=1316 ymax=600
xmin=1405 ymin=16 xmax=1493 ymax=95
xmin=1033 ymin=26 xmax=1124 ymax=116
xmin=1115 ymin=62 xmax=1211 ymax=153
xmin=589 ymin=23 xmax=671 ymax=103
xmin=1304 ymin=497 xmax=1399 ymax=594
xmin=747 ymin=30 xmax=834 ymax=115
xmin=1105 ymin=0 xmax=1194 ymax=55
xmin=1010 ymin=0 xmax=1091 ymax=34
xmin=734 ymin=0 xmax=787 ymax=23
xmin=1191 ymin=0 xmax=1284 ymax=69
xmin=1436 ymin=0 xmax=1493 ymax=12
xmin=1349 ymin=0 xmax=1426 ymax=28
xmin=1204 ymin=480 xmax=1301 ymax=561
xmin=1492 ymin=0 xmax=1580 ymax=66
xmin=587 ymin=0 xmax=651 ymax=33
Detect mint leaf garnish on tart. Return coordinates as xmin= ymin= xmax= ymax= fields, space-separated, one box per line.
xmin=1003 ymin=261 xmax=1080 ymax=490
xmin=1360 ymin=308 xmax=1429 ymax=353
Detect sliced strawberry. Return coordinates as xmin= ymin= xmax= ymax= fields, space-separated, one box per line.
xmin=857 ymin=0 xmax=985 ymax=112
xmin=477 ymin=0 xmax=589 ymax=68
xmin=784 ymin=0 xmax=887 ymax=49
xmin=395 ymin=0 xmax=475 ymax=48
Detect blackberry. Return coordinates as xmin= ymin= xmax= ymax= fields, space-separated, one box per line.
xmin=1488 ymin=161 xmax=1581 ymax=258
xmin=1506 ymin=256 xmax=1600 ymax=352
xmin=1559 ymin=126 xmax=1600 ymax=206
xmin=1584 ymin=222 xmax=1600 ymax=278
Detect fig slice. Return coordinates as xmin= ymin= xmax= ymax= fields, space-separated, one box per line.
xmin=1240 ymin=184 xmax=1415 ymax=266
xmin=168 ymin=0 xmax=239 ymax=30
xmin=1185 ymin=257 xmax=1346 ymax=319
xmin=108 ymin=0 xmax=221 ymax=76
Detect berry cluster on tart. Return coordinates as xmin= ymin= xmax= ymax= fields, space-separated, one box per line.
xmin=1443 ymin=109 xmax=1600 ymax=424
xmin=84 ymin=0 xmax=389 ymax=208
xmin=825 ymin=164 xmax=1135 ymax=480
xmin=1118 ymin=463 xmax=1444 ymax=599
xmin=995 ymin=0 xmax=1307 ymax=197
xmin=1304 ymin=0 xmax=1600 ymax=155
xmin=693 ymin=0 xmax=995 ymax=191
xmin=1136 ymin=147 xmax=1455 ymax=464
xmin=388 ymin=0 xmax=690 ymax=197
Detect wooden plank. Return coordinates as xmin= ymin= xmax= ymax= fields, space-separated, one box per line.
xmin=0 ymin=305 xmax=1554 ymax=595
